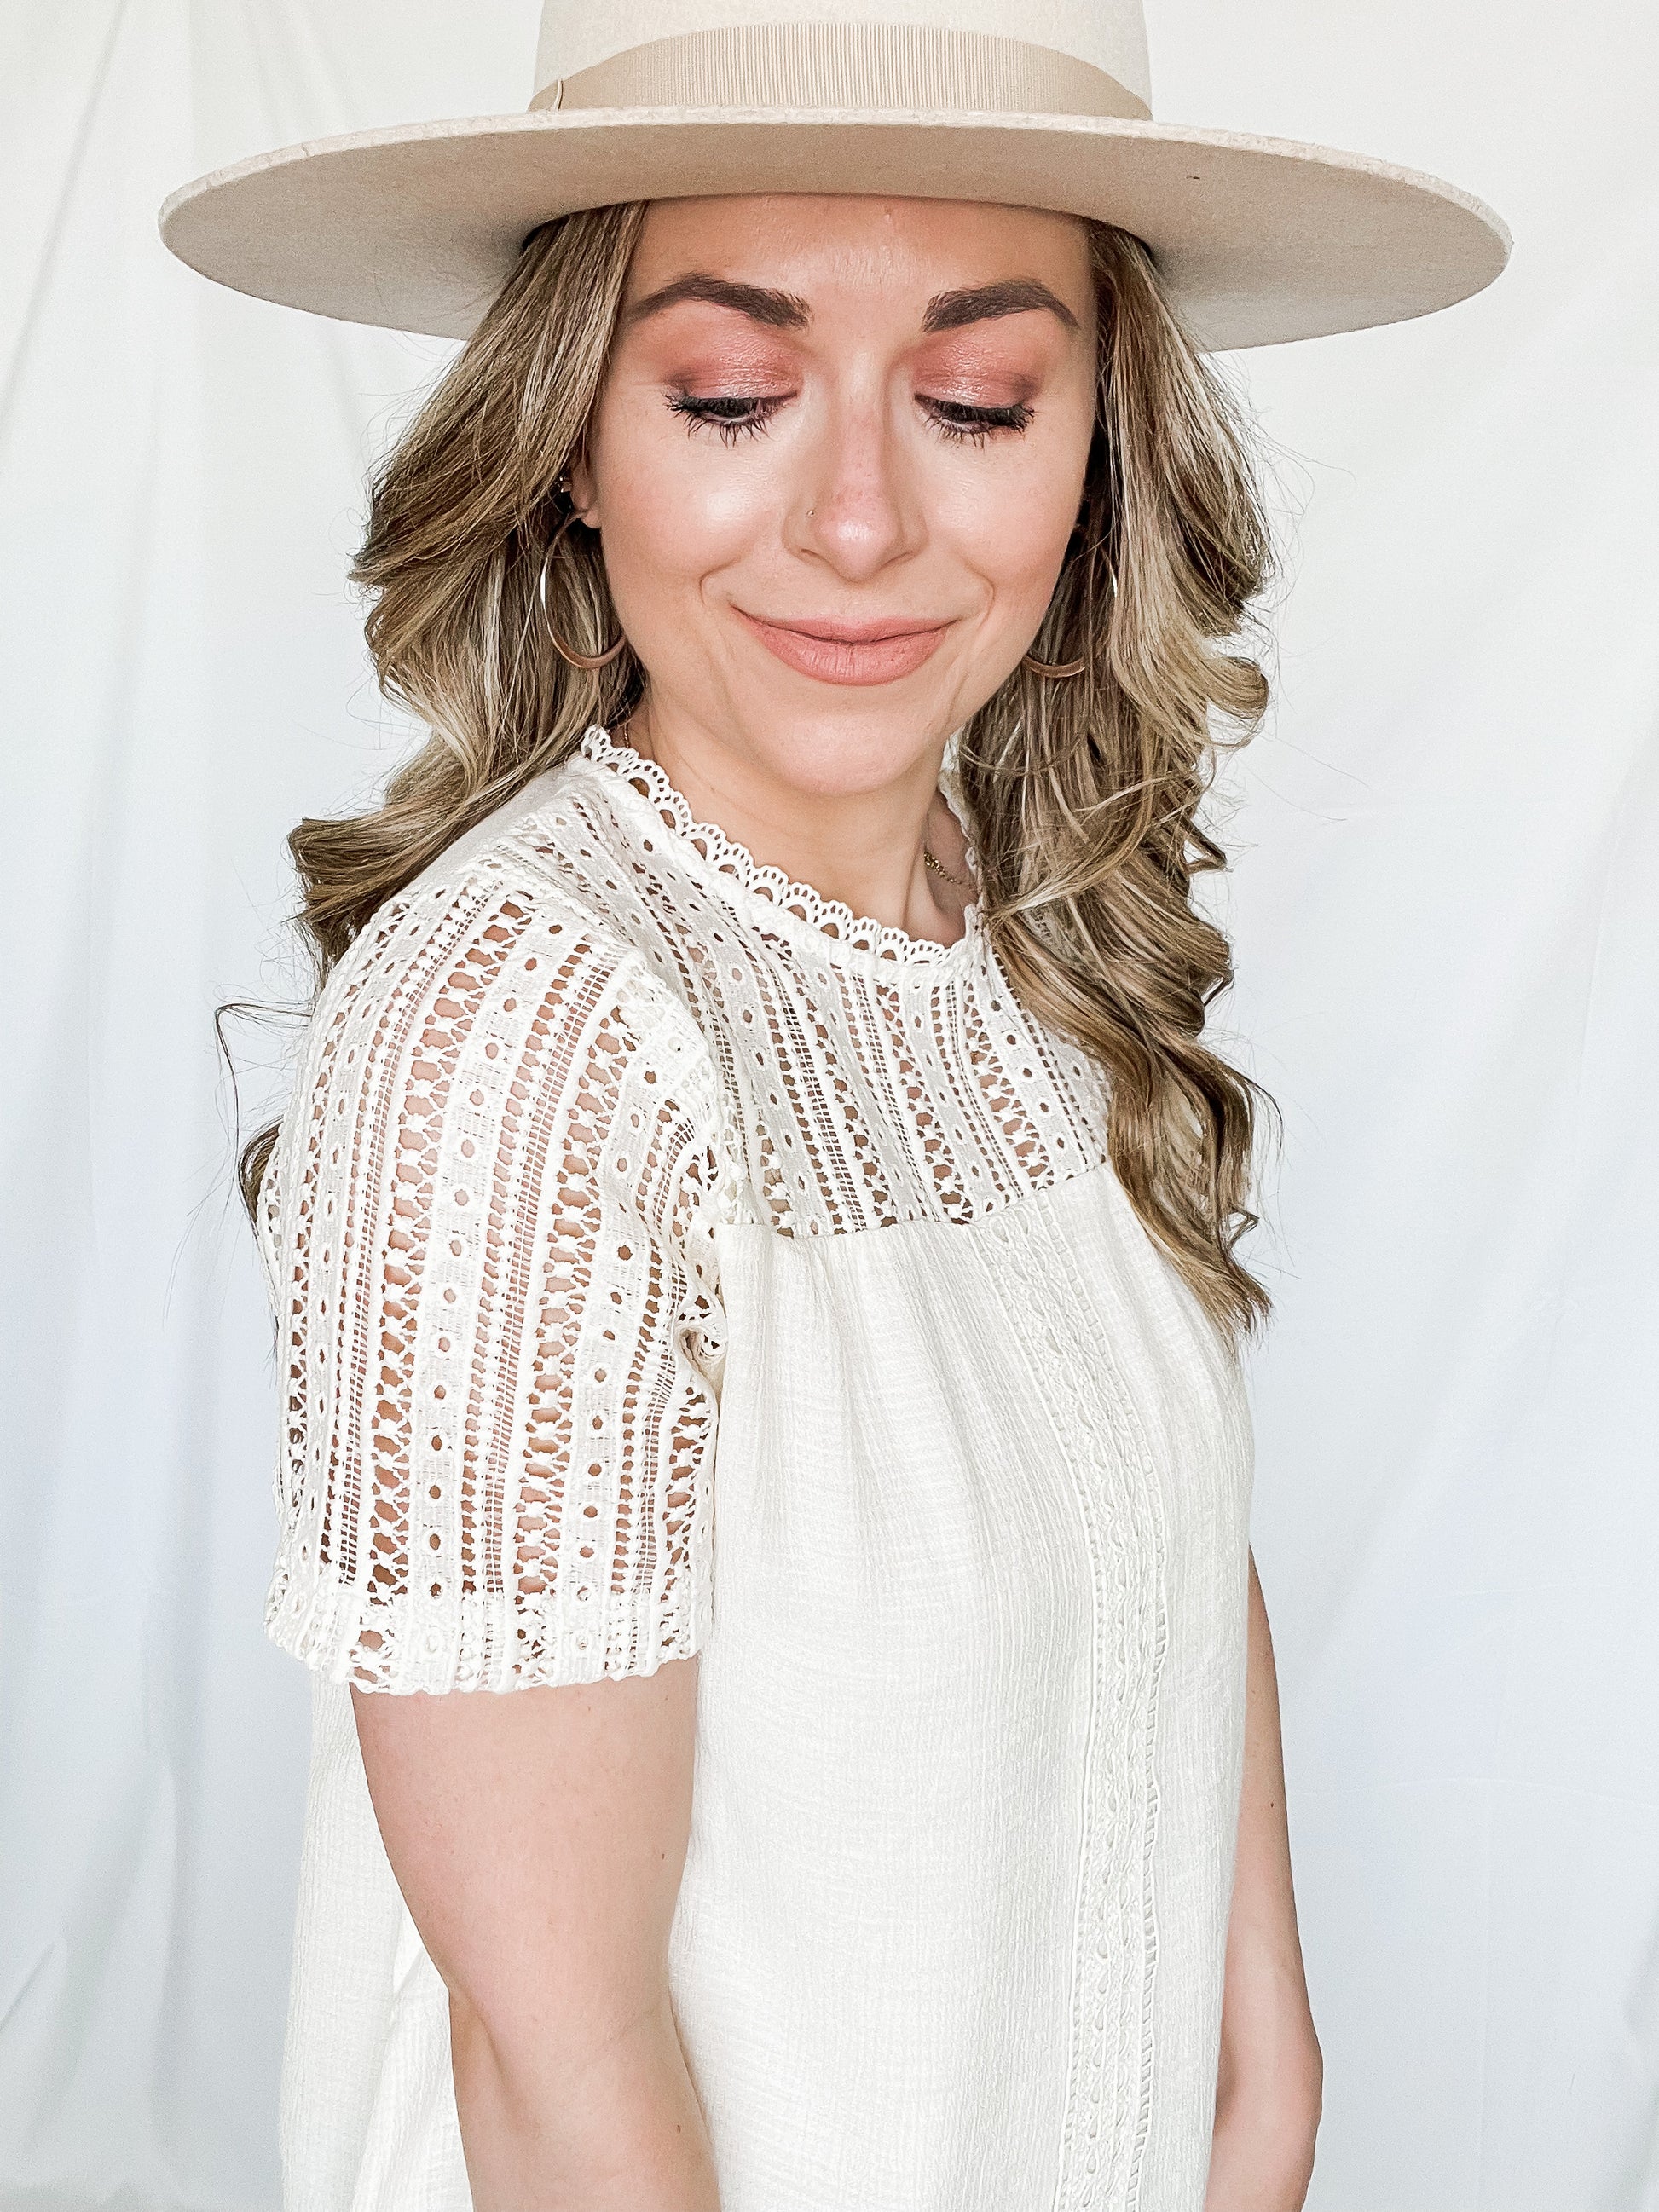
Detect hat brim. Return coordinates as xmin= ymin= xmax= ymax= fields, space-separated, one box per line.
xmin=158 ymin=106 xmax=1510 ymax=353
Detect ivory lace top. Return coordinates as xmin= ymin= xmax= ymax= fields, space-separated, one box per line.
xmin=258 ymin=724 xmax=1255 ymax=2212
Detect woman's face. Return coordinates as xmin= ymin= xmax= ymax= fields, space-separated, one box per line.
xmin=572 ymin=194 xmax=1097 ymax=801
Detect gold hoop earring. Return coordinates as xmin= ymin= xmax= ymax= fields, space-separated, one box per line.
xmin=539 ymin=509 xmax=627 ymax=671
xmin=1021 ymin=650 xmax=1088 ymax=679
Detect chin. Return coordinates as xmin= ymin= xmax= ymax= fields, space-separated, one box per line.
xmin=730 ymin=694 xmax=959 ymax=798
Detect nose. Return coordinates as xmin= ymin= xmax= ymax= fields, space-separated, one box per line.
xmin=786 ymin=384 xmax=925 ymax=583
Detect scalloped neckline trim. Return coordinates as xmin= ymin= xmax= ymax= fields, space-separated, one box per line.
xmin=576 ymin=725 xmax=986 ymax=971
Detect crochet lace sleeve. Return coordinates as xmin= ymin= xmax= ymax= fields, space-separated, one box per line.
xmin=260 ymin=875 xmax=726 ymax=1695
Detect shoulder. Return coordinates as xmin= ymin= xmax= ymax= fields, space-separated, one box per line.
xmin=313 ymin=755 xmax=712 ymax=1103
xmin=271 ymin=780 xmax=725 ymax=1250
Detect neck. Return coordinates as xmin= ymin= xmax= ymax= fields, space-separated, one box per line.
xmin=621 ymin=693 xmax=975 ymax=945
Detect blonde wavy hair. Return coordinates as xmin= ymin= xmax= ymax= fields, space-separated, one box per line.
xmin=234 ymin=199 xmax=1280 ymax=1344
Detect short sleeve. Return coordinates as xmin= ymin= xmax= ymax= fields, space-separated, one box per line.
xmin=261 ymin=872 xmax=727 ymax=1694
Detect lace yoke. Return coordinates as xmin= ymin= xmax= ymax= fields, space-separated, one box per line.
xmin=258 ymin=725 xmax=1118 ymax=1695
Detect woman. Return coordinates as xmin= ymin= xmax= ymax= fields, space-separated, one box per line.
xmin=161 ymin=7 xmax=1507 ymax=2209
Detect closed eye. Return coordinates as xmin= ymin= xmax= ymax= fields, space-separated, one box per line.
xmin=665 ymin=390 xmax=1034 ymax=447
xmin=666 ymin=390 xmax=789 ymax=443
xmin=922 ymin=397 xmax=1034 ymax=444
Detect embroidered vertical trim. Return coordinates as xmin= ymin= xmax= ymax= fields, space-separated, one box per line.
xmin=975 ymin=1180 xmax=1171 ymax=2212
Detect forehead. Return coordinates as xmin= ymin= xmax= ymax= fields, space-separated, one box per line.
xmin=623 ymin=195 xmax=1093 ymax=315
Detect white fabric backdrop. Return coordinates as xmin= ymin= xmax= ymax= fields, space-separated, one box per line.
xmin=3 ymin=3 xmax=1654 ymax=2206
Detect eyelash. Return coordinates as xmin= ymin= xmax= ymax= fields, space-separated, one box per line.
xmin=665 ymin=391 xmax=1034 ymax=446
xmin=666 ymin=393 xmax=782 ymax=444
xmin=924 ymin=397 xmax=1035 ymax=445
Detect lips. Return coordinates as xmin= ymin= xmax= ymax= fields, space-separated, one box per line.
xmin=736 ymin=608 xmax=951 ymax=687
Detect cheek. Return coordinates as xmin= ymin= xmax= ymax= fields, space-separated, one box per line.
xmin=929 ymin=428 xmax=1089 ymax=623
xmin=585 ymin=380 xmax=769 ymax=609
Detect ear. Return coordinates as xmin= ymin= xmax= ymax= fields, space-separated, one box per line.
xmin=565 ymin=448 xmax=600 ymax=527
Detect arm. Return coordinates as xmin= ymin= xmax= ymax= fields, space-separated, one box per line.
xmin=1205 ymin=1548 xmax=1323 ymax=2212
xmin=353 ymin=1658 xmax=719 ymax=2212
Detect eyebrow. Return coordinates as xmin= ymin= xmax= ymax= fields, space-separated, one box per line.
xmin=622 ymin=270 xmax=1081 ymax=338
xmin=624 ymin=272 xmax=811 ymax=330
xmin=922 ymin=280 xmax=1081 ymax=334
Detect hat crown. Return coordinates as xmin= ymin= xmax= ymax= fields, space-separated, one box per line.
xmin=533 ymin=2 xmax=1153 ymax=120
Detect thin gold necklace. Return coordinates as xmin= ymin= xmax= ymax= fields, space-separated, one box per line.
xmin=922 ymin=843 xmax=969 ymax=888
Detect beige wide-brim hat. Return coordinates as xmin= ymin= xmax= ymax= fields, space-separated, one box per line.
xmin=159 ymin=1 xmax=1511 ymax=353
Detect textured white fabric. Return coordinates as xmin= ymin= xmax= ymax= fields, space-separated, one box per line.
xmin=270 ymin=726 xmax=1254 ymax=2210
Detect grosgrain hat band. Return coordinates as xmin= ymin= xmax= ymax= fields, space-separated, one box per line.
xmin=529 ymin=26 xmax=1150 ymax=123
